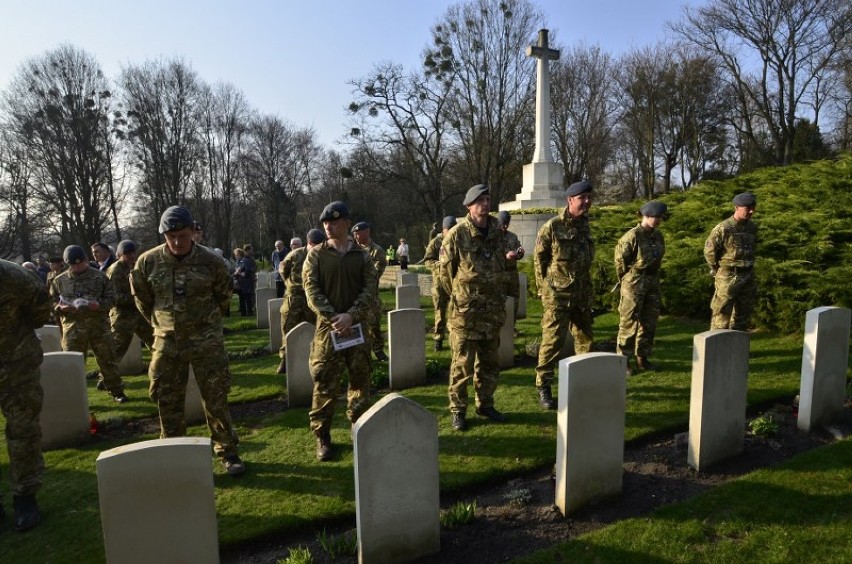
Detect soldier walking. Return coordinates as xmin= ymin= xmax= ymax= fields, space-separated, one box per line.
xmin=107 ymin=240 xmax=154 ymax=365
xmin=351 ymin=221 xmax=388 ymax=361
xmin=422 ymin=215 xmax=456 ymax=351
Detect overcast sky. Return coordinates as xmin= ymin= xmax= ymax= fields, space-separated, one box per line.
xmin=0 ymin=0 xmax=699 ymax=147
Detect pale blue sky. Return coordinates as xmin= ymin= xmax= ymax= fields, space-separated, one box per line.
xmin=0 ymin=0 xmax=698 ymax=147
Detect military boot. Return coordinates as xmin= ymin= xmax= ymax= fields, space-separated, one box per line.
xmin=636 ymin=357 xmax=658 ymax=372
xmin=13 ymin=494 xmax=40 ymax=532
xmin=315 ymin=430 xmax=333 ymax=462
xmin=451 ymin=411 xmax=467 ymax=431
xmin=374 ymin=350 xmax=388 ymax=362
xmin=434 ymin=339 xmax=443 ymax=352
xmin=276 ymin=358 xmax=287 ymax=374
xmin=537 ymin=386 xmax=556 ymax=410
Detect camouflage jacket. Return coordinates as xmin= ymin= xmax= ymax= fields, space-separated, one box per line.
xmin=614 ymin=224 xmax=665 ymax=283
xmin=0 ymin=259 xmax=50 ymax=364
xmin=107 ymin=259 xmax=136 ymax=311
xmin=439 ymin=214 xmax=507 ymax=339
xmin=361 ymin=241 xmax=387 ymax=281
xmin=303 ymin=239 xmax=378 ymax=331
xmin=279 ymin=247 xmax=308 ymax=297
xmin=423 ymin=234 xmax=443 ymax=275
xmin=50 ymin=266 xmax=115 ymax=328
xmin=501 ymin=228 xmax=522 ymax=272
xmin=534 ymin=209 xmax=594 ymax=297
xmin=130 ymin=243 xmax=231 ymax=350
xmin=704 ymin=216 xmax=757 ymax=271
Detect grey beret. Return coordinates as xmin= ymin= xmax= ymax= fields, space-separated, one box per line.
xmin=116 ymin=240 xmax=138 ymax=256
xmin=497 ymin=210 xmax=511 ymax=226
xmin=640 ymin=201 xmax=668 ymax=218
xmin=732 ymin=192 xmax=756 ymax=207
xmin=158 ymin=206 xmax=194 ymax=234
xmin=319 ymin=201 xmax=350 ymax=222
xmin=63 ymin=245 xmax=88 ymax=265
xmin=306 ymin=228 xmax=325 ymax=244
xmin=351 ymin=221 xmax=370 ymax=233
xmin=566 ymin=181 xmax=593 ymax=197
xmin=442 ymin=215 xmax=457 ymax=230
xmin=463 ymin=184 xmax=489 ymax=206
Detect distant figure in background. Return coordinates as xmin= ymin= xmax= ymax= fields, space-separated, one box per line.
xmin=36 ymin=257 xmax=50 ymax=281
xmin=396 ymin=238 xmax=410 ymax=270
xmin=90 ymin=242 xmax=116 ymax=272
xmin=352 ymin=221 xmax=388 ymax=361
xmin=271 ymin=240 xmax=287 ymax=298
xmin=21 ymin=262 xmax=39 ymax=277
xmin=276 ymin=230 xmax=322 ymax=374
xmin=233 ymin=245 xmax=257 ymax=316
xmin=423 ymin=215 xmax=456 ymax=351
xmin=385 ymin=245 xmax=397 ymax=266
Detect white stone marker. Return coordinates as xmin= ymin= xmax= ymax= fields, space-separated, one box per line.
xmin=117 ymin=334 xmax=145 ymax=375
xmin=389 ymin=309 xmax=426 ymax=389
xmin=96 ymin=437 xmax=219 ymax=564
xmin=688 ymin=329 xmax=750 ymax=471
xmin=555 ymin=352 xmax=627 ymax=516
xmin=498 ymin=297 xmax=515 ymax=369
xmin=286 ymin=322 xmax=315 ymax=407
xmin=256 ymin=271 xmax=272 ymax=289
xmin=395 ymin=284 xmax=421 ymax=310
xmin=255 ymin=286 xmax=277 ymax=329
xmin=398 ymin=271 xmax=418 ymax=287
xmin=185 ymin=365 xmax=205 ymax=425
xmin=35 ymin=325 xmax=62 ymax=353
xmin=354 ymin=393 xmax=440 ymax=563
xmin=517 ymin=273 xmax=528 ymax=319
xmin=798 ymin=306 xmax=852 ymax=432
xmin=40 ymin=351 xmax=89 ymax=449
xmin=268 ymin=298 xmax=284 ymax=352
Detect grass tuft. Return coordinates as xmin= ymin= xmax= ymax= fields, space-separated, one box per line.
xmin=440 ymin=499 xmax=477 ymax=529
xmin=315 ymin=528 xmax=357 ymax=558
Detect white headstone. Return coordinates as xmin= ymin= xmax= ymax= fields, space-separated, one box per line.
xmin=96 ymin=437 xmax=219 ymax=564
xmin=256 ymin=271 xmax=272 ymax=289
xmin=255 ymin=287 xmax=277 ymax=329
xmin=286 ymin=322 xmax=315 ymax=407
xmin=517 ymin=273 xmax=528 ymax=319
xmin=498 ymin=297 xmax=515 ymax=369
xmin=185 ymin=366 xmax=205 ymax=425
xmin=797 ymin=306 xmax=852 ymax=432
xmin=35 ymin=325 xmax=62 ymax=353
xmin=395 ymin=285 xmax=420 ymax=310
xmin=354 ymin=394 xmax=440 ymax=563
xmin=40 ymin=351 xmax=89 ymax=449
xmin=398 ymin=271 xmax=418 ymax=287
xmin=388 ymin=309 xmax=426 ymax=389
xmin=117 ymin=334 xmax=145 ymax=375
xmin=268 ymin=298 xmax=284 ymax=352
xmin=688 ymin=330 xmax=750 ymax=471
xmin=555 ymin=352 xmax=627 ymax=516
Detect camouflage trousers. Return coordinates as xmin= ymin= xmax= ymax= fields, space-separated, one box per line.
xmin=370 ymin=292 xmax=384 ymax=355
xmin=308 ymin=326 xmax=372 ymax=434
xmin=148 ymin=344 xmax=240 ymax=459
xmin=62 ymin=319 xmax=124 ymax=396
xmin=506 ymin=269 xmax=520 ymax=321
xmin=278 ymin=293 xmax=316 ymax=359
xmin=0 ymin=352 xmax=45 ymax=496
xmin=448 ymin=332 xmax=499 ymax=414
xmin=110 ymin=309 xmax=154 ymax=360
xmin=710 ymin=269 xmax=757 ymax=331
xmin=616 ymin=281 xmax=661 ymax=359
xmin=431 ymin=280 xmax=450 ymax=342
xmin=535 ymin=293 xmax=594 ymax=388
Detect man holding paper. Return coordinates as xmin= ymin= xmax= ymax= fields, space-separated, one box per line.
xmin=303 ymin=201 xmax=378 ymax=461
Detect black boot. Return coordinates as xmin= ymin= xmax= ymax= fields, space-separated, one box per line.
xmin=451 ymin=412 xmax=467 ymax=431
xmin=434 ymin=340 xmax=443 ymax=352
xmin=637 ymin=357 xmax=658 ymax=372
xmin=315 ymin=430 xmax=333 ymax=461
xmin=374 ymin=350 xmax=388 ymax=362
xmin=13 ymin=494 xmax=40 ymax=532
xmin=537 ymin=386 xmax=556 ymax=410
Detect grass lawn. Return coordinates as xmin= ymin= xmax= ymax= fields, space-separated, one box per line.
xmin=0 ymin=290 xmax=848 ymax=562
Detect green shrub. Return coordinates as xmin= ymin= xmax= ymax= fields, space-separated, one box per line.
xmin=749 ymin=413 xmax=780 ymax=437
xmin=440 ymin=499 xmax=477 ymax=529
xmin=278 ymin=546 xmax=313 ymax=564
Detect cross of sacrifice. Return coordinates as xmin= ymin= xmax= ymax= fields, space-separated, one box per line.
xmin=526 ymin=29 xmax=560 ymax=164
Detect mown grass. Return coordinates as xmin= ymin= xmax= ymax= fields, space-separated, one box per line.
xmin=0 ymin=290 xmax=847 ymax=562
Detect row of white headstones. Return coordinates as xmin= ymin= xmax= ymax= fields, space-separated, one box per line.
xmin=34 ymin=301 xmax=849 ymax=563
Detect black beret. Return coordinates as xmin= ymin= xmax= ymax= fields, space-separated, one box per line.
xmin=732 ymin=192 xmax=756 ymax=207
xmin=49 ymin=256 xmax=64 ymax=264
xmin=497 ymin=210 xmax=511 ymax=226
xmin=640 ymin=201 xmax=667 ymax=218
xmin=319 ymin=201 xmax=350 ymax=222
xmin=566 ymin=181 xmax=593 ymax=197
xmin=463 ymin=184 xmax=490 ymax=206
xmin=351 ymin=221 xmax=370 ymax=233
xmin=306 ymin=228 xmax=325 ymax=244
xmin=442 ymin=215 xmax=457 ymax=230
xmin=63 ymin=245 xmax=88 ymax=265
xmin=159 ymin=206 xmax=194 ymax=234
xmin=116 ymin=240 xmax=138 ymax=256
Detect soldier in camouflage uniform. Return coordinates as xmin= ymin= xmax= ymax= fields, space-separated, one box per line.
xmin=50 ymin=245 xmax=128 ymax=402
xmin=497 ymin=211 xmax=525 ymax=325
xmin=440 ymin=184 xmax=508 ymax=431
xmin=704 ymin=192 xmax=758 ymax=331
xmin=533 ymin=181 xmax=595 ymax=410
xmin=423 ymin=215 xmax=456 ymax=351
xmin=352 ymin=221 xmax=388 ymax=361
xmin=0 ymin=259 xmax=51 ymax=532
xmin=614 ymin=201 xmax=667 ymax=373
xmin=304 ymin=201 xmax=378 ymax=461
xmin=107 ymin=240 xmax=154 ymax=364
xmin=130 ymin=206 xmax=245 ymax=476
xmin=276 ymin=229 xmax=323 ymax=374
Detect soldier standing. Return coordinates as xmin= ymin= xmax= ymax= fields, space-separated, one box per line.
xmin=704 ymin=192 xmax=758 ymax=330
xmin=497 ymin=211 xmax=525 ymax=327
xmin=276 ymin=229 xmax=323 ymax=375
xmin=0 ymin=259 xmax=51 ymax=531
xmin=440 ymin=184 xmax=508 ymax=431
xmin=130 ymin=206 xmax=245 ymax=476
xmin=614 ymin=201 xmax=667 ymax=373
xmin=107 ymin=240 xmax=154 ymax=364
xmin=304 ymin=201 xmax=377 ymax=461
xmin=50 ymin=245 xmax=128 ymax=403
xmin=533 ymin=181 xmax=595 ymax=410
xmin=351 ymin=221 xmax=388 ymax=361
xmin=423 ymin=215 xmax=456 ymax=351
